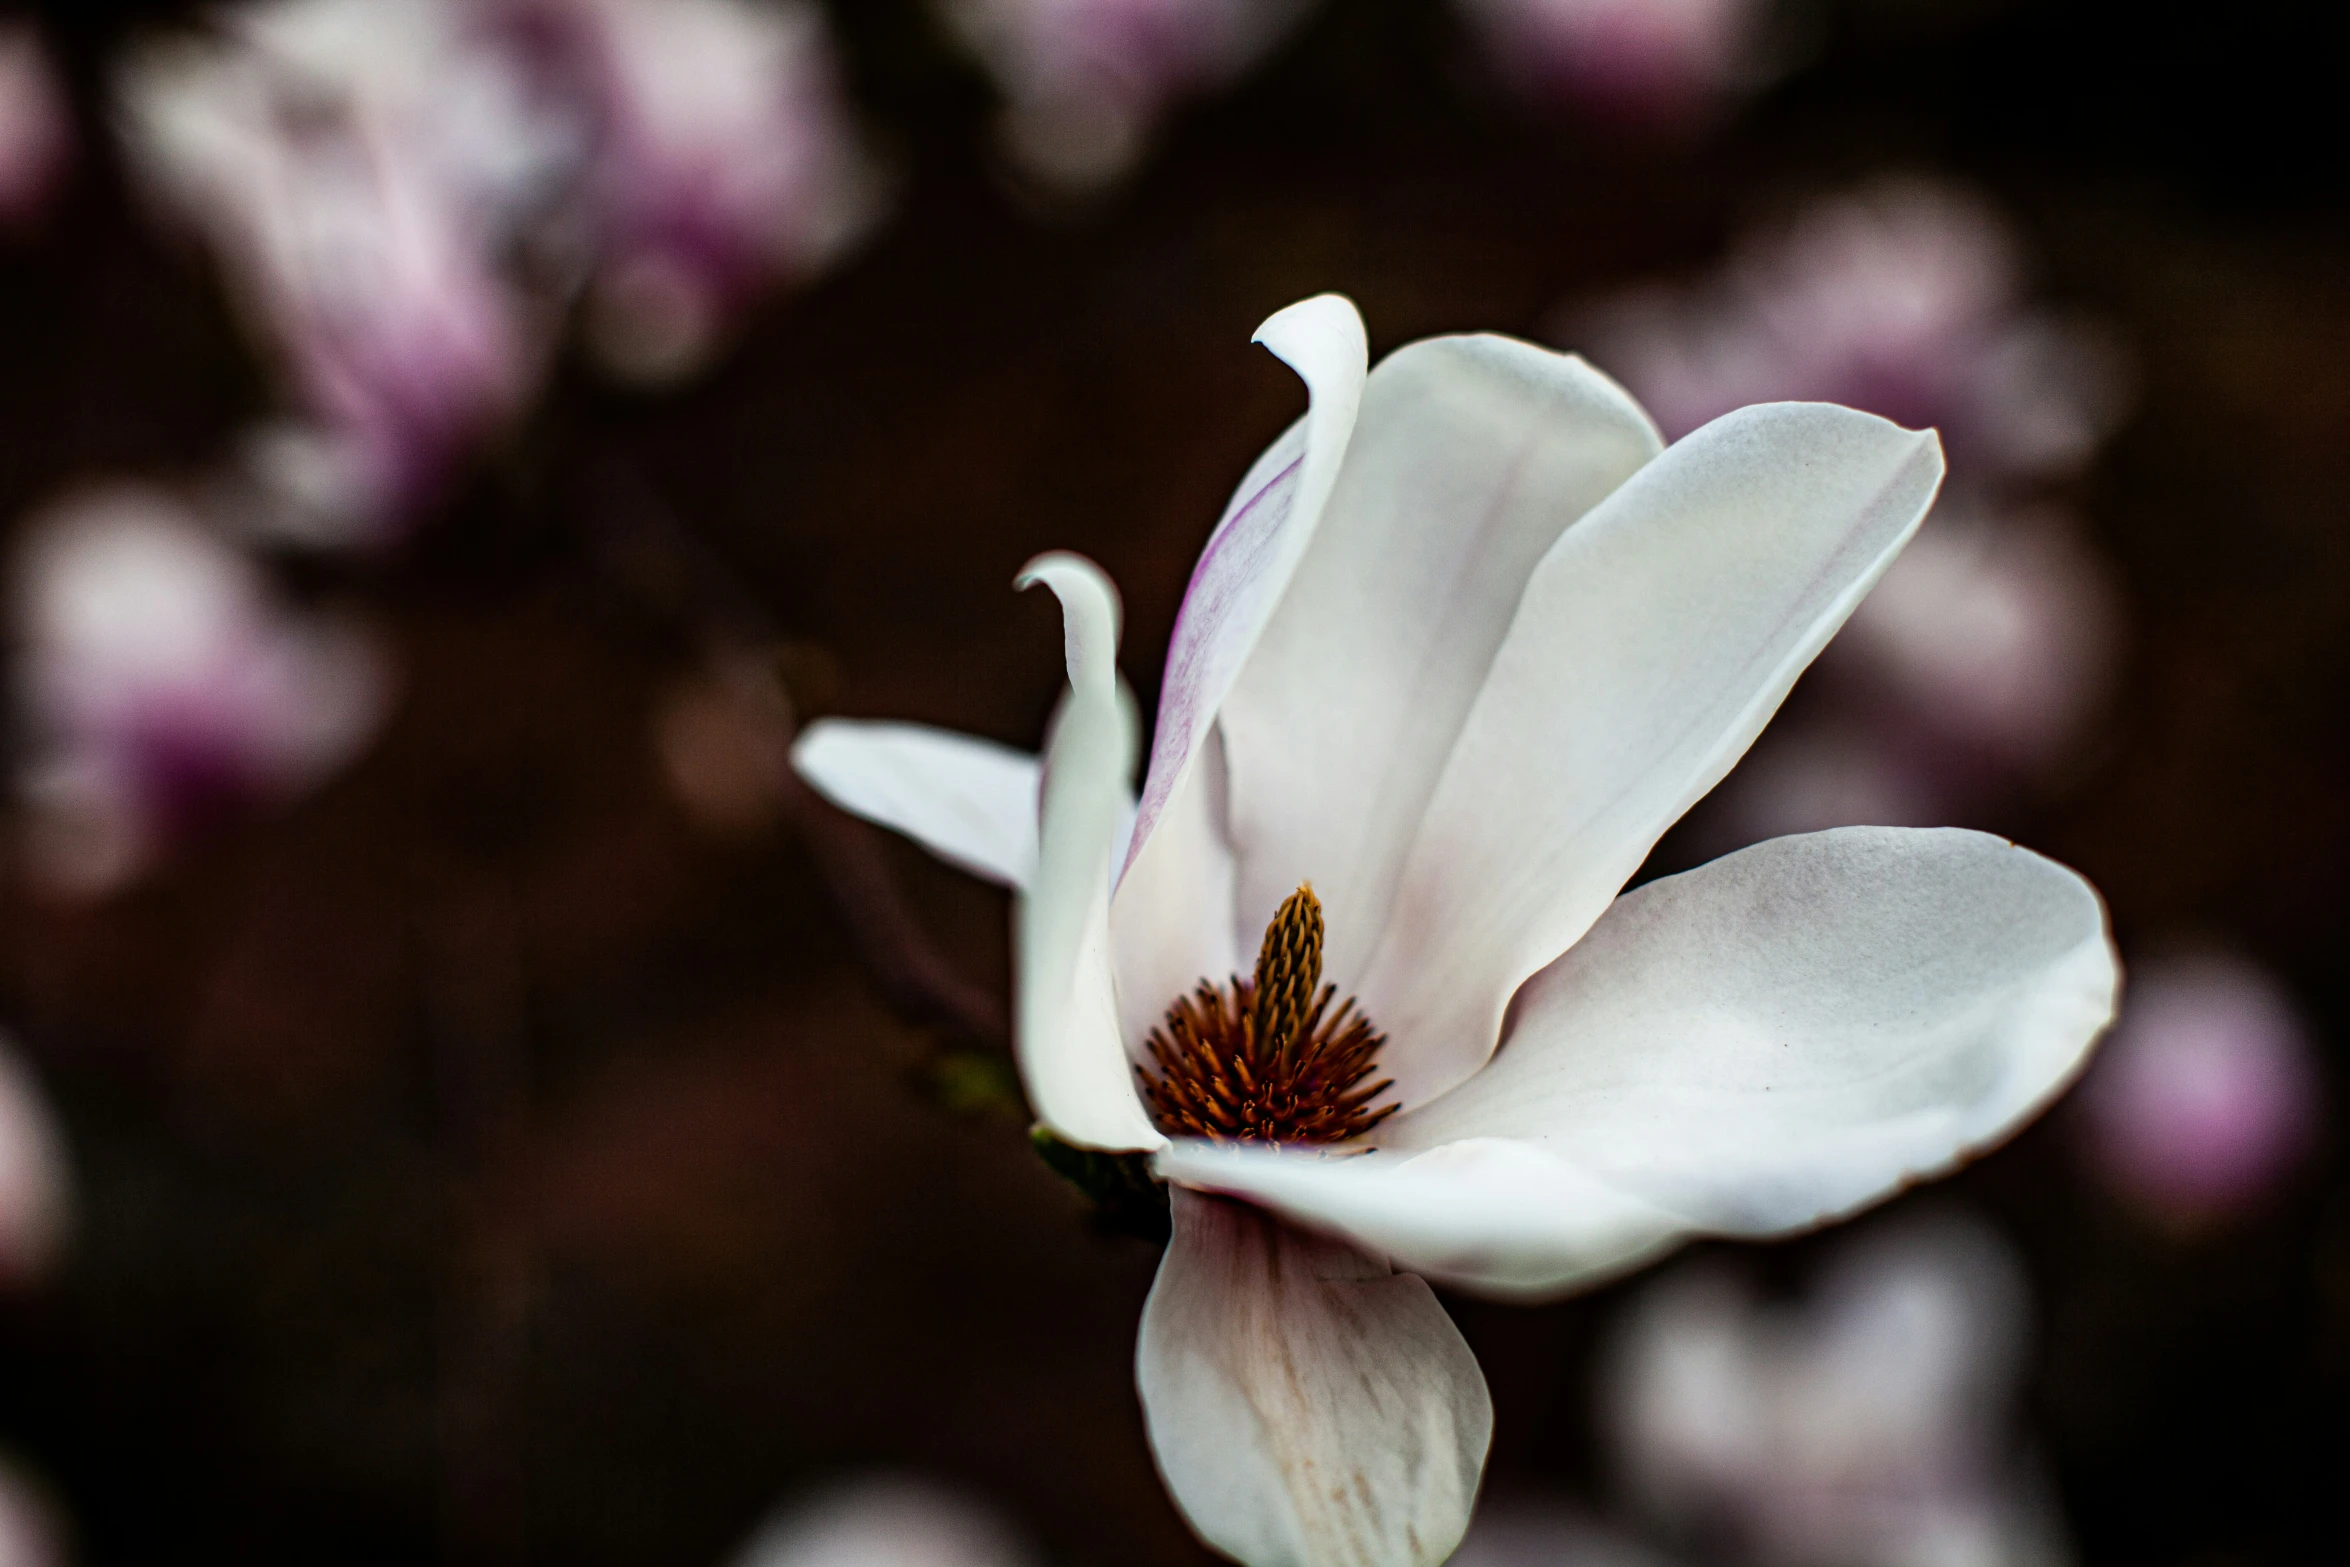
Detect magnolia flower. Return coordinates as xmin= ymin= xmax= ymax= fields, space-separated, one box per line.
xmin=1454 ymin=0 xmax=1769 ymax=127
xmin=0 ymin=21 xmax=72 ymax=231
xmin=730 ymin=1474 xmax=1036 ymax=1567
xmin=942 ymin=0 xmax=1313 ymax=193
xmin=536 ymin=0 xmax=881 ymax=383
xmin=117 ymin=0 xmax=568 ymax=537
xmin=12 ymin=485 xmax=391 ymax=896
xmin=1602 ymin=1209 xmax=2069 ymax=1567
xmin=0 ymin=1457 xmax=68 ymax=1567
xmin=794 ymin=295 xmax=2117 ymax=1567
xmin=2073 ymin=948 xmax=2322 ymax=1227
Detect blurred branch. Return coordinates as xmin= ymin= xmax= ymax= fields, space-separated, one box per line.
xmin=574 ymin=461 xmax=1009 ymax=1048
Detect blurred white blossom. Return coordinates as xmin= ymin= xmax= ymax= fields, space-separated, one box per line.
xmin=2075 ymin=948 xmax=2323 ymax=1227
xmin=0 ymin=1038 xmax=71 ymax=1288
xmin=729 ymin=1474 xmax=1036 ymax=1567
xmin=943 ymin=0 xmax=1312 ymax=193
xmin=12 ymin=485 xmax=391 ymax=897
xmin=1456 ymin=0 xmax=1770 ymax=127
xmin=1603 ymin=1210 xmax=2070 ymax=1567
xmin=1449 ymin=1502 xmax=1682 ymax=1567
xmin=0 ymin=21 xmax=72 ymax=230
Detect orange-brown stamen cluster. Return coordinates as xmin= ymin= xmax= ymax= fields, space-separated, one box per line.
xmin=1138 ymin=884 xmax=1399 ymax=1145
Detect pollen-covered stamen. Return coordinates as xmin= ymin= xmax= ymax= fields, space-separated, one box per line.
xmin=1138 ymin=884 xmax=1399 ymax=1145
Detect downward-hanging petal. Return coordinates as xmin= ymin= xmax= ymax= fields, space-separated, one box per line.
xmin=1164 ymin=827 xmax=2114 ymax=1300
xmin=1214 ymin=334 xmax=1664 ymax=986
xmin=1136 ymin=1188 xmax=1493 ymax=1567
xmin=792 ymin=719 xmax=1041 ymax=887
xmin=1360 ymin=404 xmax=1946 ymax=1104
xmin=1014 ymin=553 xmax=1164 ymax=1153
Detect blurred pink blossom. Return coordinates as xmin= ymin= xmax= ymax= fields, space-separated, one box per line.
xmin=0 ymin=1038 xmax=71 ymax=1288
xmin=530 ymin=0 xmax=882 ymax=383
xmin=12 ymin=485 xmax=392 ymax=897
xmin=1457 ymin=0 xmax=1768 ymax=127
xmin=2075 ymin=949 xmax=2323 ymax=1226
xmin=1571 ymin=181 xmax=2129 ymax=839
xmin=943 ymin=0 xmax=1312 ymax=192
xmin=729 ymin=1474 xmax=1036 ymax=1567
xmin=0 ymin=1457 xmax=68 ymax=1567
xmin=0 ymin=21 xmax=72 ymax=230
xmin=1578 ymin=180 xmax=2125 ymax=487
xmin=118 ymin=0 xmax=568 ymax=538
xmin=1603 ymin=1209 xmax=2069 ymax=1567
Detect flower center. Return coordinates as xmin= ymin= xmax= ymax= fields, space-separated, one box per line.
xmin=1137 ymin=884 xmax=1399 ymax=1145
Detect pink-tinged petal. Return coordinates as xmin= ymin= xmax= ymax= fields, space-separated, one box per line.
xmin=1394 ymin=827 xmax=2115 ymax=1237
xmin=1014 ymin=554 xmax=1165 ymax=1153
xmin=792 ymin=719 xmax=1041 ymax=888
xmin=1155 ymin=1137 xmax=1689 ymax=1303
xmin=1112 ymin=294 xmax=1365 ymax=1030
xmin=1215 ymin=334 xmax=1662 ymax=988
xmin=1123 ymin=294 xmax=1367 ymax=879
xmin=1359 ymin=404 xmax=1945 ymax=1104
xmin=1136 ymin=1188 xmax=1492 ymax=1567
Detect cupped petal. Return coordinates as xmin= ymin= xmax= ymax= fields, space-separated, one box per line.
xmin=1393 ymin=826 xmax=2117 ymax=1236
xmin=1360 ymin=404 xmax=1946 ymax=1104
xmin=1155 ymin=1137 xmax=1692 ymax=1303
xmin=1113 ymin=294 xmax=1366 ymax=1041
xmin=1216 ymin=335 xmax=1664 ymax=990
xmin=1014 ymin=553 xmax=1164 ymax=1153
xmin=1137 ymin=1187 xmax=1493 ymax=1567
xmin=791 ymin=719 xmax=1041 ymax=887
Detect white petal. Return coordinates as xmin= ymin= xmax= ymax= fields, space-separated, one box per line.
xmin=1112 ymin=294 xmax=1366 ymax=1039
xmin=791 ymin=719 xmax=1041 ymax=887
xmin=1136 ymin=1188 xmax=1492 ymax=1567
xmin=1394 ymin=826 xmax=2116 ymax=1238
xmin=1013 ymin=553 xmax=1164 ymax=1153
xmin=1216 ymin=335 xmax=1664 ymax=989
xmin=1361 ymin=405 xmax=1946 ymax=1104
xmin=1116 ymin=296 xmax=1366 ymax=889
xmin=1155 ymin=1137 xmax=1690 ymax=1304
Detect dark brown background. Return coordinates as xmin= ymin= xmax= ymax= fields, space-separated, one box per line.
xmin=0 ymin=1 xmax=2345 ymax=1563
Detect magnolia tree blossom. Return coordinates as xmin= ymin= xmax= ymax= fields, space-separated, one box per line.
xmin=1572 ymin=181 xmax=2128 ymax=837
xmin=0 ymin=1457 xmax=68 ymax=1567
xmin=943 ymin=0 xmax=1313 ymax=193
xmin=2074 ymin=948 xmax=2322 ymax=1227
xmin=118 ymin=0 xmax=567 ymax=537
xmin=12 ymin=486 xmax=391 ymax=897
xmin=0 ymin=21 xmax=72 ymax=231
xmin=1455 ymin=0 xmax=1770 ymax=127
xmin=529 ymin=0 xmax=882 ymax=383
xmin=117 ymin=0 xmax=876 ymax=535
xmin=0 ymin=1037 xmax=72 ymax=1287
xmin=795 ymin=296 xmax=2117 ymax=1567
xmin=1602 ymin=1209 xmax=2069 ymax=1567
xmin=730 ymin=1474 xmax=1037 ymax=1567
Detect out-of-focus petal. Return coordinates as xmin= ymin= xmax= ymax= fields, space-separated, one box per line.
xmin=730 ymin=1472 xmax=1037 ymax=1567
xmin=794 ymin=720 xmax=1041 ymax=888
xmin=1395 ymin=828 xmax=2115 ymax=1236
xmin=1136 ymin=1188 xmax=1491 ymax=1567
xmin=1359 ymin=405 xmax=1944 ymax=1103
xmin=1015 ymin=554 xmax=1164 ymax=1153
xmin=0 ymin=1037 xmax=71 ymax=1286
xmin=0 ymin=22 xmax=72 ymax=229
xmin=1216 ymin=334 xmax=1662 ymax=991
